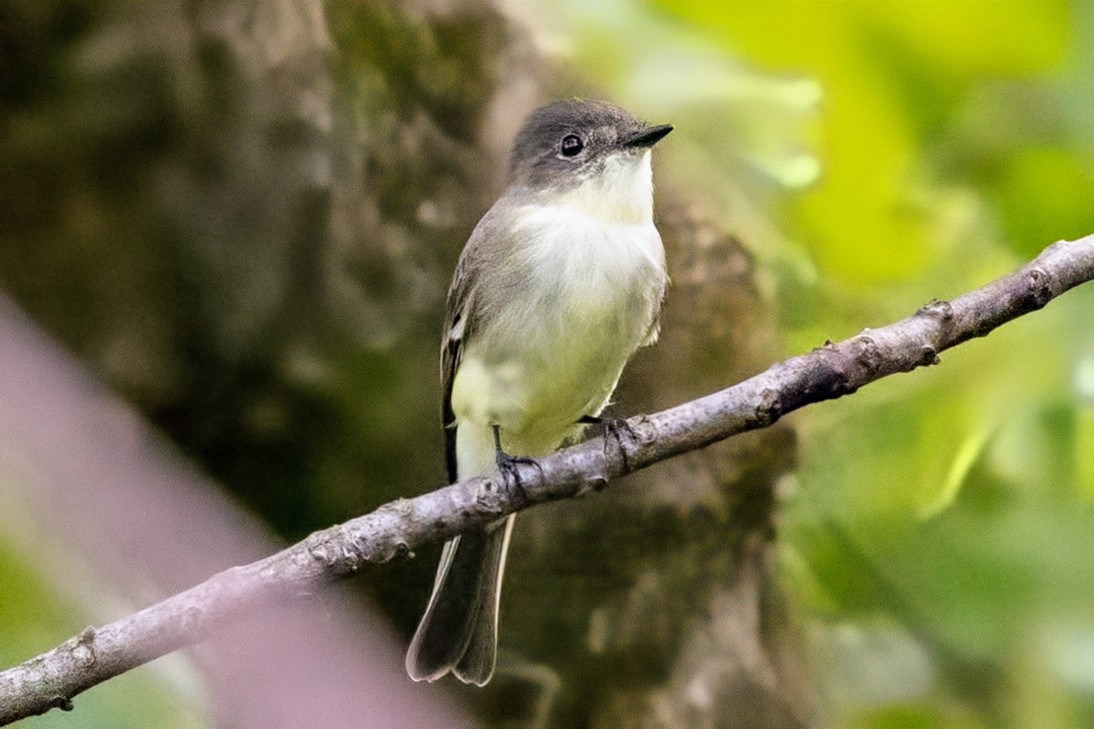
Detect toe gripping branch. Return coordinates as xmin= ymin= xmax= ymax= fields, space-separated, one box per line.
xmin=579 ymin=414 xmax=638 ymax=472
xmin=491 ymin=425 xmax=540 ymax=505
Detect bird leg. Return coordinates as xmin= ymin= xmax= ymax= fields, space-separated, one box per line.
xmin=492 ymin=425 xmax=540 ymax=504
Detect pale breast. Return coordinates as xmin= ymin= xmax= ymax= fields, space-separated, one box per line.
xmin=452 ymin=204 xmax=666 ymax=449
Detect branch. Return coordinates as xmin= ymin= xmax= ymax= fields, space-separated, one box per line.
xmin=2 ymin=235 xmax=1092 ymax=724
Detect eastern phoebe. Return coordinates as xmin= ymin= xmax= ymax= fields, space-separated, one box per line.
xmin=406 ymin=99 xmax=672 ymax=685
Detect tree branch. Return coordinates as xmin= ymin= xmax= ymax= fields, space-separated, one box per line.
xmin=2 ymin=235 xmax=1092 ymax=724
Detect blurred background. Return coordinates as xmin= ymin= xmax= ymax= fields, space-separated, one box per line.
xmin=2 ymin=1 xmax=1094 ymax=727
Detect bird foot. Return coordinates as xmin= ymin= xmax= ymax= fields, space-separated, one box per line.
xmin=492 ymin=426 xmax=540 ymax=504
xmin=580 ymin=415 xmax=638 ymax=471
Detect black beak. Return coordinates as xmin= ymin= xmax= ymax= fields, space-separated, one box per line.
xmin=624 ymin=123 xmax=673 ymax=149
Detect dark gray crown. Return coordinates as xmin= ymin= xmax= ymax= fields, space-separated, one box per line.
xmin=507 ymin=99 xmax=669 ymax=190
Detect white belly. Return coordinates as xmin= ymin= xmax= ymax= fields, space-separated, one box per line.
xmin=450 ymin=205 xmax=665 ymax=469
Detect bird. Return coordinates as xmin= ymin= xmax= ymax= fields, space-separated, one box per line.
xmin=406 ymin=99 xmax=671 ymax=686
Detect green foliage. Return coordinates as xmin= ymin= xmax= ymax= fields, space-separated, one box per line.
xmin=639 ymin=1 xmax=1094 ymax=726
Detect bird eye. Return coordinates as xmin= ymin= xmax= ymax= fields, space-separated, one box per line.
xmin=560 ymin=134 xmax=584 ymax=158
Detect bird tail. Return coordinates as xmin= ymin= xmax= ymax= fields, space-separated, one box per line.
xmin=405 ymin=515 xmax=514 ymax=686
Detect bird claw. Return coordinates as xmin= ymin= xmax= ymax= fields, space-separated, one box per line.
xmin=495 ymin=452 xmax=538 ymax=503
xmin=580 ymin=415 xmax=637 ymax=471
xmin=601 ymin=417 xmax=638 ymax=471
xmin=492 ymin=425 xmax=540 ymax=504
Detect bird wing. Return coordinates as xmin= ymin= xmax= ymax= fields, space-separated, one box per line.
xmin=441 ymin=265 xmax=471 ymax=483
xmin=440 ymin=225 xmax=489 ymax=484
xmin=441 ymin=202 xmax=519 ymax=483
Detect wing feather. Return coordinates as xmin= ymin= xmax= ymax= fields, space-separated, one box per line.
xmin=441 ymin=253 xmax=475 ymax=484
